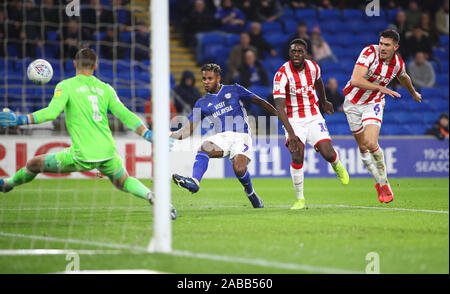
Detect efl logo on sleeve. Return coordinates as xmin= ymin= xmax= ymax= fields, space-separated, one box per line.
xmin=54 ymin=89 xmax=62 ymax=98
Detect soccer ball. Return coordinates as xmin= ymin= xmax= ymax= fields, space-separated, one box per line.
xmin=27 ymin=59 xmax=53 ymax=85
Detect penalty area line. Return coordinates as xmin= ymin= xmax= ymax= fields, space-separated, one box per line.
xmin=0 ymin=231 xmax=361 ymax=274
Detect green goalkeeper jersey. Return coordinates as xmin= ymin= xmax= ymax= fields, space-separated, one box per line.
xmin=32 ymin=74 xmax=143 ymax=162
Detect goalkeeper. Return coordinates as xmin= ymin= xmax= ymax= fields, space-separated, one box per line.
xmin=0 ymin=48 xmax=177 ymax=220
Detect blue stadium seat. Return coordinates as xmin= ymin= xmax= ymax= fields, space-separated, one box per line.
xmin=264 ymin=32 xmax=288 ymax=47
xmin=203 ymin=44 xmax=223 ymax=62
xmin=200 ymin=33 xmax=225 ymax=46
xmin=421 ymin=88 xmax=442 ymax=100
xmin=136 ymin=88 xmax=150 ymax=99
xmin=364 ymin=9 xmax=387 ymax=21
xmin=318 ymin=9 xmax=340 ymax=21
xmin=225 ymin=34 xmax=240 ymax=46
xmin=335 ymin=33 xmax=356 ymax=47
xmin=46 ymin=31 xmax=59 ymax=41
xmin=248 ymin=86 xmax=272 ymax=99
xmin=382 ymin=112 xmax=397 ymax=124
xmin=116 ymin=88 xmax=133 ymax=99
xmin=440 ymin=35 xmax=449 ymax=47
xmin=341 ymin=9 xmax=363 ymax=21
xmin=387 ymin=9 xmax=401 ymax=22
xmin=283 ymin=8 xmax=295 ymax=19
xmin=395 ymin=111 xmax=421 ymax=124
xmin=261 ymin=22 xmax=283 ymax=33
xmin=319 ymin=20 xmax=346 ymax=34
xmin=120 ymin=32 xmax=132 ymax=43
xmin=7 ymin=44 xmax=18 ymax=57
xmin=439 ymin=60 xmax=449 ymax=73
xmin=405 ymin=123 xmax=428 ymax=135
xmin=384 ymin=98 xmax=407 ymax=111
xmin=429 ymin=100 xmax=449 ymax=112
xmin=324 ymin=112 xmax=347 ymax=124
xmin=380 ymin=123 xmax=409 ymax=135
xmin=346 ymin=19 xmax=365 ymax=33
xmin=432 ymin=47 xmax=448 ymax=60
xmin=295 ymin=8 xmax=317 ymax=20
xmin=435 ymin=74 xmax=449 ymax=88
xmin=94 ymin=32 xmax=106 ymax=41
xmin=320 ymin=61 xmax=343 ymax=74
xmin=282 ymin=19 xmax=298 ymax=34
xmin=421 ymin=111 xmax=440 ymax=125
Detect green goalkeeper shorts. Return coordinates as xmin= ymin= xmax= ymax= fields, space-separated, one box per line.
xmin=44 ymin=148 xmax=125 ymax=179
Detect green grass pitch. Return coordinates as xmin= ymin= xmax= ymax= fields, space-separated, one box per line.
xmin=0 ymin=177 xmax=448 ymax=274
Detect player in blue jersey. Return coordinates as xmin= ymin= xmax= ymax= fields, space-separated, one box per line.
xmin=170 ymin=63 xmax=278 ymax=208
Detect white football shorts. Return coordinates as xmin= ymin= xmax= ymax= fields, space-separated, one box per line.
xmin=206 ymin=131 xmax=253 ymax=162
xmin=283 ymin=115 xmax=332 ymax=152
xmin=343 ymin=99 xmax=384 ymax=135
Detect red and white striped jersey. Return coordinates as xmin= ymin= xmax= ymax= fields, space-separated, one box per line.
xmin=273 ymin=59 xmax=321 ymax=119
xmin=343 ymin=44 xmax=406 ymax=105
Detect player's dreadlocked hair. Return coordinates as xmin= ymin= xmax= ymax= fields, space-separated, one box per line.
xmin=201 ymin=63 xmax=222 ymax=76
xmin=75 ymin=48 xmax=98 ymax=70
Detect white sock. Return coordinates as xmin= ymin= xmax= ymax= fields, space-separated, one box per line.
xmin=330 ymin=151 xmax=339 ymax=168
xmin=360 ymin=150 xmax=381 ymax=184
xmin=370 ymin=146 xmax=388 ymax=185
xmin=290 ymin=163 xmax=304 ymax=200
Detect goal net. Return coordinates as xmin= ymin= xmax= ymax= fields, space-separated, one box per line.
xmin=0 ymin=0 xmax=172 ymax=260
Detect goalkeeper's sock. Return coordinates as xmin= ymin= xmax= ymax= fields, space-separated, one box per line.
xmin=237 ymin=170 xmax=254 ymax=196
xmin=123 ymin=177 xmax=151 ymax=200
xmin=6 ymin=167 xmax=37 ymax=187
xmin=192 ymin=151 xmax=209 ymax=184
xmin=370 ymin=146 xmax=388 ymax=185
xmin=290 ymin=162 xmax=304 ymax=200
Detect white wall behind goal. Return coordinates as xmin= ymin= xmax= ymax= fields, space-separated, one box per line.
xmin=0 ymin=137 xmax=224 ymax=179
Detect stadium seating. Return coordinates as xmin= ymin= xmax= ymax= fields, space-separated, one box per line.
xmin=318 ymin=9 xmax=340 ymax=21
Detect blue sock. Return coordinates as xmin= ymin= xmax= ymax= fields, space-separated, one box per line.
xmin=192 ymin=151 xmax=209 ymax=183
xmin=237 ymin=170 xmax=254 ymax=196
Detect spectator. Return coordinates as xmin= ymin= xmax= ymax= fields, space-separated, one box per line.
xmin=419 ymin=12 xmax=441 ymax=47
xmin=174 ymin=70 xmax=202 ymax=113
xmin=134 ymin=24 xmax=150 ymax=60
xmin=405 ymin=27 xmax=433 ymax=60
xmin=238 ymin=50 xmax=270 ymax=88
xmin=41 ymin=0 xmax=66 ymax=36
xmin=317 ymin=0 xmax=334 ymax=9
xmin=407 ymin=52 xmax=436 ymax=89
xmin=284 ymin=22 xmax=312 ymax=60
xmin=0 ymin=11 xmax=6 ymax=57
xmin=324 ymin=78 xmax=344 ymax=113
xmin=214 ymin=0 xmax=246 ymax=33
xmin=426 ymin=113 xmax=449 ymax=140
xmin=181 ymin=0 xmax=218 ymax=48
xmin=236 ymin=0 xmax=259 ymax=22
xmin=256 ymin=0 xmax=283 ymax=23
xmin=81 ymin=0 xmax=99 ymax=38
xmin=225 ymin=31 xmax=258 ymax=83
xmin=285 ymin=0 xmax=312 ymax=9
xmin=249 ymin=22 xmax=277 ymax=60
xmin=144 ymin=95 xmax=178 ymax=128
xmin=405 ymin=1 xmax=422 ymax=31
xmin=58 ymin=18 xmax=93 ymax=59
xmin=435 ymin=0 xmax=449 ymax=35
xmin=389 ymin=10 xmax=408 ymax=44
xmin=100 ymin=0 xmax=133 ymax=32
xmin=100 ymin=26 xmax=125 ymax=59
xmin=310 ymin=26 xmax=337 ymax=64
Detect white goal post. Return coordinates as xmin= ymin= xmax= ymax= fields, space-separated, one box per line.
xmin=147 ymin=0 xmax=172 ymax=253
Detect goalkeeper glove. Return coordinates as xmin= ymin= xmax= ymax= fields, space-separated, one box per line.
xmin=143 ymin=130 xmax=175 ymax=151
xmin=0 ymin=111 xmax=29 ymax=127
xmin=143 ymin=130 xmax=153 ymax=142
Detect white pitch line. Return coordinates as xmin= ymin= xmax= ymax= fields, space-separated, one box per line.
xmin=0 ymin=231 xmax=361 ymax=274
xmin=1 ymin=204 xmax=448 ymax=214
xmin=0 ymin=249 xmax=122 ymax=256
xmin=169 ymin=250 xmax=362 ymax=274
